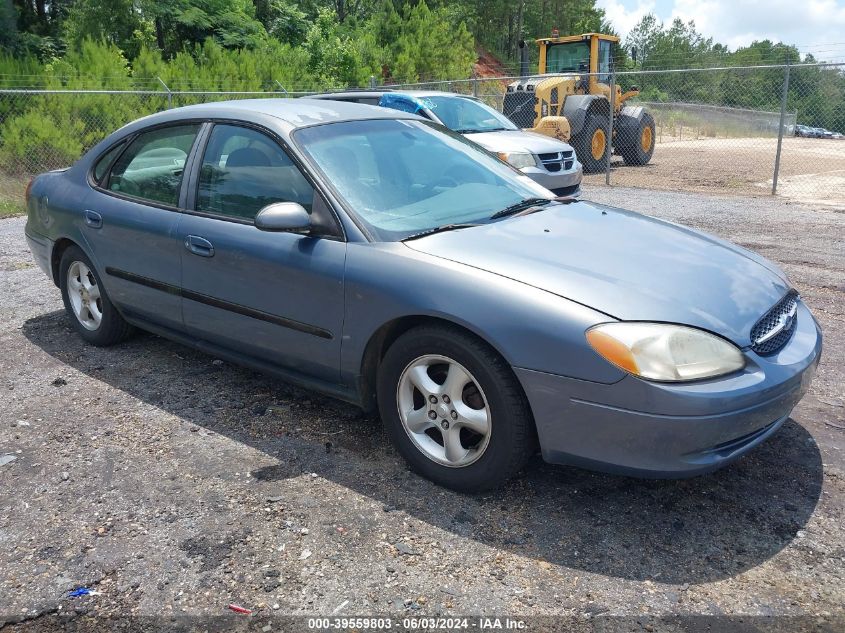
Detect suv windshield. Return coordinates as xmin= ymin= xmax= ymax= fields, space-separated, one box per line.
xmin=294 ymin=119 xmax=551 ymax=241
xmin=424 ymin=96 xmax=518 ymax=133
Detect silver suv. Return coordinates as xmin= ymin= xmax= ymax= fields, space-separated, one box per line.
xmin=310 ymin=90 xmax=583 ymax=197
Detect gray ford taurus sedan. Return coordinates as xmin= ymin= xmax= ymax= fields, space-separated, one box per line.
xmin=24 ymin=99 xmax=822 ymax=492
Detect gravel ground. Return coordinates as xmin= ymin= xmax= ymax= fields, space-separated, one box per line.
xmin=1 ymin=187 xmax=843 ymax=631
xmin=583 ymin=137 xmax=845 ymax=209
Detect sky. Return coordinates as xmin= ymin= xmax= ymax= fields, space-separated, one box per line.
xmin=595 ymin=0 xmax=845 ymax=60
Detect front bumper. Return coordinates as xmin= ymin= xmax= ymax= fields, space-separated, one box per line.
xmin=521 ymin=163 xmax=583 ymax=197
xmin=515 ymin=300 xmax=822 ymax=477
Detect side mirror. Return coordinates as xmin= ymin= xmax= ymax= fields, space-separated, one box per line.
xmin=255 ymin=202 xmax=311 ymax=234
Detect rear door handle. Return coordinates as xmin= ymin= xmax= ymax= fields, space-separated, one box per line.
xmin=185 ymin=235 xmax=215 ymax=257
xmin=84 ymin=210 xmax=102 ymax=229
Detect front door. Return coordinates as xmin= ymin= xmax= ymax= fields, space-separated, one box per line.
xmin=178 ymin=123 xmax=346 ymax=383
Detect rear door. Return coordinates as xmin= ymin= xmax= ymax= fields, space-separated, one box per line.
xmin=84 ymin=123 xmax=203 ymax=329
xmin=177 ymin=122 xmax=346 ymax=383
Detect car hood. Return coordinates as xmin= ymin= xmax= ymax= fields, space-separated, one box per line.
xmin=403 ymin=201 xmax=790 ymax=346
xmin=463 ymin=129 xmax=574 ymax=155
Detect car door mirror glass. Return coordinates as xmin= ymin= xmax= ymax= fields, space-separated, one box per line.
xmin=255 ymin=202 xmax=311 ymax=234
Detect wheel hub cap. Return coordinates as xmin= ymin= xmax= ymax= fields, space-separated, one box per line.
xmin=641 ymin=126 xmax=653 ymax=151
xmin=396 ymin=354 xmax=491 ymax=468
xmin=592 ymin=129 xmax=607 ymax=160
xmin=67 ymin=261 xmax=102 ymax=331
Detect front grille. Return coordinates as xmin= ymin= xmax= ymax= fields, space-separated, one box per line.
xmin=538 ymin=151 xmax=575 ymax=173
xmin=540 ymin=151 xmax=574 ymax=161
xmin=750 ymin=290 xmax=799 ymax=355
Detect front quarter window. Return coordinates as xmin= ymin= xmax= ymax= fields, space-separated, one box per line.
xmin=294 ymin=119 xmax=550 ymax=241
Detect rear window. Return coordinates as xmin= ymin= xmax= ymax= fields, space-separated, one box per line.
xmin=106 ymin=124 xmax=200 ymax=207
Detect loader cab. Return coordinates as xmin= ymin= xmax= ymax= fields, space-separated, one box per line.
xmin=538 ymin=33 xmax=616 ymax=84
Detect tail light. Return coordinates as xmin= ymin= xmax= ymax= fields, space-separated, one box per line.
xmin=25 ymin=178 xmax=34 ymax=203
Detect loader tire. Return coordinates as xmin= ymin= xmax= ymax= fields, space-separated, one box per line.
xmin=573 ymin=114 xmax=610 ymax=173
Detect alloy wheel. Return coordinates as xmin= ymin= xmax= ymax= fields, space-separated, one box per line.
xmin=67 ymin=261 xmax=102 ymax=331
xmin=396 ymin=354 xmax=491 ymax=468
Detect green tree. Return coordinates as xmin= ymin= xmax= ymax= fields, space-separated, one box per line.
xmin=61 ymin=0 xmax=154 ymax=60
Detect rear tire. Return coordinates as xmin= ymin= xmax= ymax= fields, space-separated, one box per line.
xmin=59 ymin=245 xmax=133 ymax=346
xmin=377 ymin=325 xmax=535 ymax=492
xmin=572 ymin=114 xmax=610 ymax=173
xmin=618 ymin=111 xmax=656 ymax=166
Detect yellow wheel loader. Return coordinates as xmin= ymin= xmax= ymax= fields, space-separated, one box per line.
xmin=503 ymin=32 xmax=655 ymax=173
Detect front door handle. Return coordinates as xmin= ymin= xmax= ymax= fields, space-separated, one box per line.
xmin=185 ymin=235 xmax=215 ymax=257
xmin=84 ymin=210 xmax=102 ymax=229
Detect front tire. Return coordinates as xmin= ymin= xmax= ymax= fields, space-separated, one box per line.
xmin=377 ymin=325 xmax=535 ymax=492
xmin=572 ymin=114 xmax=610 ymax=173
xmin=59 ymin=246 xmax=133 ymax=346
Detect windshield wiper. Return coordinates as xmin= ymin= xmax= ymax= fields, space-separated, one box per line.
xmin=490 ymin=196 xmax=578 ymax=220
xmin=402 ymin=223 xmax=482 ymax=242
xmin=453 ymin=127 xmax=509 ymax=134
xmin=489 ymin=198 xmax=553 ymax=220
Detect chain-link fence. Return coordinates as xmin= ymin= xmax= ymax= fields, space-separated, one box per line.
xmin=389 ymin=63 xmax=845 ymax=208
xmin=0 ymin=88 xmax=313 ymax=215
xmin=1 ymin=63 xmax=844 ymax=216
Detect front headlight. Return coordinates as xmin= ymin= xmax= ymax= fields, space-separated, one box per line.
xmin=586 ymin=322 xmax=745 ymax=382
xmin=497 ymin=151 xmax=536 ymax=170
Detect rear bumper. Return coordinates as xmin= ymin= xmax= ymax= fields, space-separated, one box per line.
xmin=25 ymin=227 xmax=53 ymax=280
xmin=515 ymin=300 xmax=822 ymax=477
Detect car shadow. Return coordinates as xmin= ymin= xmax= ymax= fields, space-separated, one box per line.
xmin=23 ymin=311 xmax=824 ymax=585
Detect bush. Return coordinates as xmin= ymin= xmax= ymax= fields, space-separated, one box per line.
xmin=0 ymin=2 xmax=479 ymax=173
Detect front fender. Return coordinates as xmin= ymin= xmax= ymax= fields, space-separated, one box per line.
xmin=563 ymin=95 xmax=610 ymax=137
xmin=340 ymin=242 xmax=625 ymax=388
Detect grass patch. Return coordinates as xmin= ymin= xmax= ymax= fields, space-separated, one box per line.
xmin=0 ymin=199 xmax=26 ymax=219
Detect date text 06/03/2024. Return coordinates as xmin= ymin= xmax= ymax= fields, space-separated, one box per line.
xmin=306 ymin=617 xmax=527 ymax=630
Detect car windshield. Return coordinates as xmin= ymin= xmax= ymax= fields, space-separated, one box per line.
xmin=294 ymin=119 xmax=552 ymax=241
xmin=424 ymin=96 xmax=518 ymax=133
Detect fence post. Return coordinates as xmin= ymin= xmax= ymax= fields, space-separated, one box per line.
xmin=606 ymin=68 xmax=616 ymax=185
xmin=772 ymin=63 xmax=791 ymax=195
xmin=472 ymin=74 xmax=479 ymax=98
xmin=157 ymin=76 xmax=172 ymax=109
xmin=369 ymin=75 xmax=377 ymax=89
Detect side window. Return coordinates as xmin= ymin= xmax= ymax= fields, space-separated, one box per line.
xmin=197 ymin=124 xmax=314 ymax=221
xmin=93 ymin=141 xmax=125 ymax=184
xmin=598 ymin=40 xmax=612 ymax=82
xmin=107 ymin=124 xmax=199 ymax=206
xmin=378 ymin=95 xmax=419 ymax=114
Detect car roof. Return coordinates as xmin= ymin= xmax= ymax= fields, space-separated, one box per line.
xmin=120 ymin=98 xmax=420 ymax=132
xmin=309 ymin=90 xmax=479 ymax=101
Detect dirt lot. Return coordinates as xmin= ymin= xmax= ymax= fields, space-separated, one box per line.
xmin=584 ymin=137 xmax=845 ymax=209
xmin=1 ymin=187 xmax=844 ymax=631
